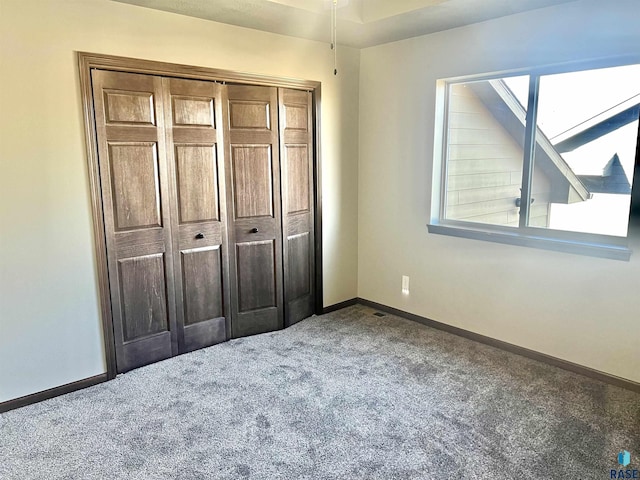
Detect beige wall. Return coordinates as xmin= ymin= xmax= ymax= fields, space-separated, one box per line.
xmin=0 ymin=0 xmax=360 ymax=402
xmin=359 ymin=0 xmax=640 ymax=383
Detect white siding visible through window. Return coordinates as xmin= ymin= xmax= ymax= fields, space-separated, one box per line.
xmin=446 ymin=83 xmax=551 ymax=227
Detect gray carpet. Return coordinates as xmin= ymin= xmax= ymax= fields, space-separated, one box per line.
xmin=1 ymin=305 xmax=638 ymax=479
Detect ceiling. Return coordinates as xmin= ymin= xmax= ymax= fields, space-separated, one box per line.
xmin=113 ymin=0 xmax=578 ymax=48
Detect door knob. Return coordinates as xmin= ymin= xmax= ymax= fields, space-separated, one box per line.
xmin=195 ymin=233 xmax=205 ymax=239
xmin=250 ymin=227 xmax=259 ymax=233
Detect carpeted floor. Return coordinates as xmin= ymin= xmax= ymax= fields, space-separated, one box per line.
xmin=1 ymin=304 xmax=639 ymax=479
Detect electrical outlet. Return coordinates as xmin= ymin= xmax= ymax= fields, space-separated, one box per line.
xmin=402 ymin=275 xmax=410 ymax=294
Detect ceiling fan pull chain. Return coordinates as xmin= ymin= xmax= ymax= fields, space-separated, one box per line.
xmin=332 ymin=0 xmax=338 ymax=75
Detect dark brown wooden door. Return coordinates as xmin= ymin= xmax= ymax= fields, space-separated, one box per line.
xmin=163 ymin=78 xmax=230 ymax=353
xmin=223 ymin=85 xmax=284 ymax=337
xmin=279 ymin=88 xmax=315 ymax=326
xmin=91 ymin=69 xmax=316 ymax=370
xmin=92 ymin=70 xmax=177 ymax=372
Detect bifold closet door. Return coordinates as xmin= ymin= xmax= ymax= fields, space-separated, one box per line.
xmin=163 ymin=77 xmax=230 ymax=353
xmin=279 ymin=88 xmax=315 ymax=326
xmin=92 ymin=70 xmax=230 ymax=372
xmin=91 ymin=68 xmax=315 ymax=370
xmin=92 ymin=70 xmax=178 ymax=372
xmin=224 ymin=85 xmax=284 ymax=337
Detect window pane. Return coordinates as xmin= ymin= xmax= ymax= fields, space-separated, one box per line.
xmin=444 ymin=76 xmax=529 ymax=227
xmin=529 ymin=65 xmax=640 ymax=236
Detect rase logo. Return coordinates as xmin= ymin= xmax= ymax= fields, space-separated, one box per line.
xmin=620 ymin=451 xmax=632 ymax=467
xmin=611 ymin=450 xmax=638 ymax=479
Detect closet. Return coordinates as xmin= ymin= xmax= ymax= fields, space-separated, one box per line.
xmin=87 ymin=59 xmax=317 ymax=374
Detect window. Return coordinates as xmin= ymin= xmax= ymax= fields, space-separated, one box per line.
xmin=429 ymin=62 xmax=640 ymax=260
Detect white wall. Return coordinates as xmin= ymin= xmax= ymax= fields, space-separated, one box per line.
xmin=359 ymin=0 xmax=640 ymax=383
xmin=0 ymin=0 xmax=360 ymax=403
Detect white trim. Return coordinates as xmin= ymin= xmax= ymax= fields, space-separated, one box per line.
xmin=432 ymin=80 xmax=447 ymax=222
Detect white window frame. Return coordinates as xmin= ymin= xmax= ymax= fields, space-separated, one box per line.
xmin=428 ymin=57 xmax=640 ymax=261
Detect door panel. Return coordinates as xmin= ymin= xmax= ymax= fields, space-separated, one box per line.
xmin=91 ymin=69 xmax=177 ymax=373
xmin=236 ymin=240 xmax=277 ymax=312
xmin=172 ymin=96 xmax=215 ymax=127
xmin=284 ymin=105 xmax=308 ymax=131
xmin=279 ymin=88 xmax=315 ymax=326
xmin=118 ymin=254 xmax=169 ymax=341
xmin=285 ymin=145 xmax=310 ymax=214
xmin=181 ymin=247 xmax=224 ymax=325
xmin=287 ymin=233 xmax=311 ymax=301
xmin=175 ymin=145 xmax=219 ymax=223
xmin=231 ymin=145 xmax=273 ymax=218
xmin=229 ymin=100 xmax=271 ymax=129
xmin=224 ymin=85 xmax=283 ymax=337
xmin=103 ymin=90 xmax=155 ymax=125
xmin=108 ymin=143 xmax=161 ymax=230
xmin=163 ymin=77 xmax=230 ymax=353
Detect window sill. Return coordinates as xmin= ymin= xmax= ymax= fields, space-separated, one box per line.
xmin=427 ymin=222 xmax=631 ymax=261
